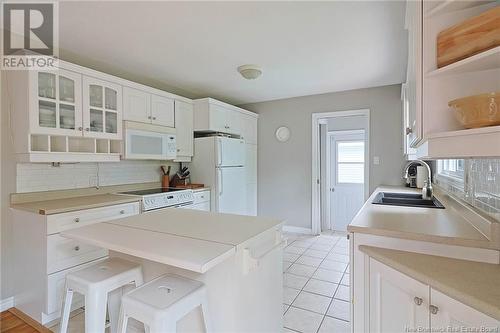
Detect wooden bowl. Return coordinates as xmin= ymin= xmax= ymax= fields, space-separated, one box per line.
xmin=449 ymin=92 xmax=500 ymax=129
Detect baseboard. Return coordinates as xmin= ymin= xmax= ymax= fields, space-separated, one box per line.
xmin=9 ymin=308 xmax=52 ymax=333
xmin=0 ymin=296 xmax=14 ymax=311
xmin=282 ymin=226 xmax=313 ymax=235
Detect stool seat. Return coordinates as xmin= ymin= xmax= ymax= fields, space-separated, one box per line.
xmin=59 ymin=257 xmax=143 ymax=333
xmin=118 ymin=274 xmax=211 ymax=333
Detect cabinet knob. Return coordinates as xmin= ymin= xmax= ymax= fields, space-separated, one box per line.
xmin=74 ymin=217 xmax=80 ymax=223
xmin=148 ymin=116 xmax=152 ymax=120
xmin=120 ymin=210 xmax=125 ymax=214
xmin=152 ymin=117 xmax=156 ymax=120
xmin=74 ymin=246 xmax=80 ymax=251
xmin=85 ymin=128 xmax=90 ymax=132
xmin=413 ymin=297 xmax=423 ymax=306
xmin=177 ymin=149 xmax=180 ymax=152
xmin=78 ymin=127 xmax=83 ymax=131
xmin=429 ymin=305 xmax=439 ymax=315
xmin=405 ymin=127 xmax=413 ymax=135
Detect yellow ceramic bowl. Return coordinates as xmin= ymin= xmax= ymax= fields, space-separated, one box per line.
xmin=449 ymin=92 xmax=500 ymax=129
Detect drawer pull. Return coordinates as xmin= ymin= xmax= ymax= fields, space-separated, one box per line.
xmin=429 ymin=305 xmax=439 ymax=315
xmin=414 ymin=297 xmax=423 ymax=306
xmin=74 ymin=218 xmax=80 ymax=223
xmin=200 ymin=195 xmax=204 ymax=199
xmin=74 ymin=246 xmax=80 ymax=251
xmin=120 ymin=210 xmax=125 ymax=214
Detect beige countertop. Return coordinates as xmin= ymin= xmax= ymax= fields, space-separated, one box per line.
xmin=10 ymin=194 xmax=141 ymax=215
xmin=61 ymin=208 xmax=283 ymax=273
xmin=347 ymin=186 xmax=499 ymax=250
xmin=359 ymin=245 xmax=500 ymax=320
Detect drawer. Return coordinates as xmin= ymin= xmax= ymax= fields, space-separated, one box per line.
xmin=193 ymin=190 xmax=210 ymax=204
xmin=47 ymin=234 xmax=108 ymax=274
xmin=46 ymin=257 xmax=107 ymax=315
xmin=191 ymin=202 xmax=210 ymax=212
xmin=46 ymin=202 xmax=140 ymax=235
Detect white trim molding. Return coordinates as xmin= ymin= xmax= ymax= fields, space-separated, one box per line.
xmin=311 ymin=109 xmax=370 ymax=236
xmin=0 ymin=296 xmax=14 ymax=311
xmin=282 ymin=226 xmax=313 ymax=235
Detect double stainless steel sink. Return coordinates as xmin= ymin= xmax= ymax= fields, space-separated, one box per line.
xmin=372 ymin=192 xmax=445 ymax=209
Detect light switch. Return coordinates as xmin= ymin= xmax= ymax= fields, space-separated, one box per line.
xmin=373 ymin=156 xmax=380 ymax=165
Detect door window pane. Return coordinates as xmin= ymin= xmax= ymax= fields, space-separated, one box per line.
xmin=105 ymin=88 xmax=117 ymax=110
xmin=59 ymin=104 xmax=75 ymax=129
xmin=90 ymin=109 xmax=103 ymax=132
xmin=337 ymin=140 xmax=364 ymax=184
xmin=38 ymin=72 xmax=56 ymax=99
xmin=338 ymin=141 xmax=364 ymax=162
xmin=338 ymin=164 xmax=364 ymax=183
xmin=39 ymin=101 xmax=56 ymax=128
xmin=89 ymin=85 xmax=103 ymax=108
xmin=59 ymin=76 xmax=75 ymax=103
xmin=105 ymin=112 xmax=117 ymax=133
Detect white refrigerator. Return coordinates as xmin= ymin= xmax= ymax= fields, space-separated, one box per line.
xmin=190 ymin=137 xmax=247 ymax=215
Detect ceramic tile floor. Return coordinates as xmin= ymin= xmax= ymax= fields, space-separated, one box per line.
xmin=282 ymin=231 xmax=350 ymax=333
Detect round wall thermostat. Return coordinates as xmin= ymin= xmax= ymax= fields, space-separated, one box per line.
xmin=275 ymin=126 xmax=291 ymax=142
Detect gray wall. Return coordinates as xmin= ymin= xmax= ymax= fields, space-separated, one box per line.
xmin=241 ymin=84 xmax=406 ymax=230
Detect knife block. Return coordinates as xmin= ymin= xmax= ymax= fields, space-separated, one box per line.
xmin=161 ymin=175 xmax=170 ymax=188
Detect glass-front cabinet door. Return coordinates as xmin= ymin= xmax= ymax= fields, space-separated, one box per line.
xmin=30 ymin=69 xmax=82 ymax=136
xmin=82 ymin=76 xmax=122 ymax=139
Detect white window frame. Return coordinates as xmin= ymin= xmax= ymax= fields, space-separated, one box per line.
xmin=336 ymin=140 xmax=365 ymax=185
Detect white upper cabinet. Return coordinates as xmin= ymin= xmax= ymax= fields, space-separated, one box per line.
xmin=194 ymin=98 xmax=258 ymax=139
xmin=241 ymin=114 xmax=258 ymax=144
xmin=30 ymin=69 xmax=83 ymax=137
xmin=123 ymin=87 xmax=150 ymax=124
xmin=174 ymin=100 xmax=194 ymax=158
xmin=404 ymin=0 xmax=423 ymax=148
xmin=151 ymin=94 xmax=175 ymax=128
xmin=82 ymin=76 xmax=122 ymax=140
xmin=123 ymin=87 xmax=175 ymax=128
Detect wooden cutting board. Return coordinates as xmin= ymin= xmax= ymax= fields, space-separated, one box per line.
xmin=437 ymin=6 xmax=500 ymax=68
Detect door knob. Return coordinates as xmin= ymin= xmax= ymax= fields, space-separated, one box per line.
xmin=413 ymin=297 xmax=423 ymax=306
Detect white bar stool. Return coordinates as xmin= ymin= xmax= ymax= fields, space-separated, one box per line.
xmin=117 ymin=274 xmax=211 ymax=333
xmin=59 ymin=257 xmax=143 ymax=333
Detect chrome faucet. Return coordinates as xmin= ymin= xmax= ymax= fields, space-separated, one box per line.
xmin=403 ymin=160 xmax=433 ymax=200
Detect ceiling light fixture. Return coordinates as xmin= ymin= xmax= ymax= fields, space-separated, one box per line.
xmin=237 ymin=64 xmax=262 ymax=80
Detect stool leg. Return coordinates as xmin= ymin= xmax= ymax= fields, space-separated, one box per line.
xmin=85 ymin=291 xmax=107 ymax=333
xmin=150 ymin=317 xmax=175 ymax=333
xmin=107 ymin=288 xmax=122 ymax=333
xmin=116 ymin=306 xmax=128 ymax=333
xmin=200 ymin=299 xmax=212 ymax=333
xmin=59 ymin=288 xmax=73 ymax=333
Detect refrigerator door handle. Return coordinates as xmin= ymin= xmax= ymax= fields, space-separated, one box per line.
xmin=217 ymin=138 xmax=223 ymax=166
xmin=218 ymin=168 xmax=223 ymax=196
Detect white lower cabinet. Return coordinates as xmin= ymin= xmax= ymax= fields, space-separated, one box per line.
xmin=369 ymin=258 xmax=429 ymax=332
xmin=430 ymin=289 xmax=498 ymax=330
xmin=12 ymin=201 xmax=140 ymax=324
xmin=368 ymin=258 xmax=499 ymax=332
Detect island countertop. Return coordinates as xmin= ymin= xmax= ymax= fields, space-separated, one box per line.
xmin=347 ymin=186 xmax=499 ymax=250
xmin=61 ymin=208 xmax=283 ymax=273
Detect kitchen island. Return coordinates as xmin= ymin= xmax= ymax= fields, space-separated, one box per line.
xmin=62 ymin=208 xmax=284 ymax=332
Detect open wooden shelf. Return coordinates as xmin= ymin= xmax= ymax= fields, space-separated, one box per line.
xmin=425 ymin=0 xmax=495 ymax=18
xmin=22 ymin=134 xmax=122 ymax=162
xmin=426 ymin=47 xmax=500 ymax=78
xmin=416 ymin=125 xmax=500 ymax=159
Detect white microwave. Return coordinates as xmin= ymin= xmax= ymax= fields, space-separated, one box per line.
xmin=124 ymin=122 xmax=176 ymax=160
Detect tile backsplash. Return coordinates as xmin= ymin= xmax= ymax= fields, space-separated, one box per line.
xmin=16 ymin=161 xmax=179 ymax=193
xmin=435 ymin=159 xmax=500 ymax=221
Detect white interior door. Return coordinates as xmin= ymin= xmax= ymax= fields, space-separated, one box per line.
xmin=329 ymin=130 xmax=366 ymax=231
xmin=216 ymin=166 xmax=247 ymax=215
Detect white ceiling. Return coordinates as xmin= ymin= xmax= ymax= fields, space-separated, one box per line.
xmin=59 ymin=1 xmax=408 ymax=105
